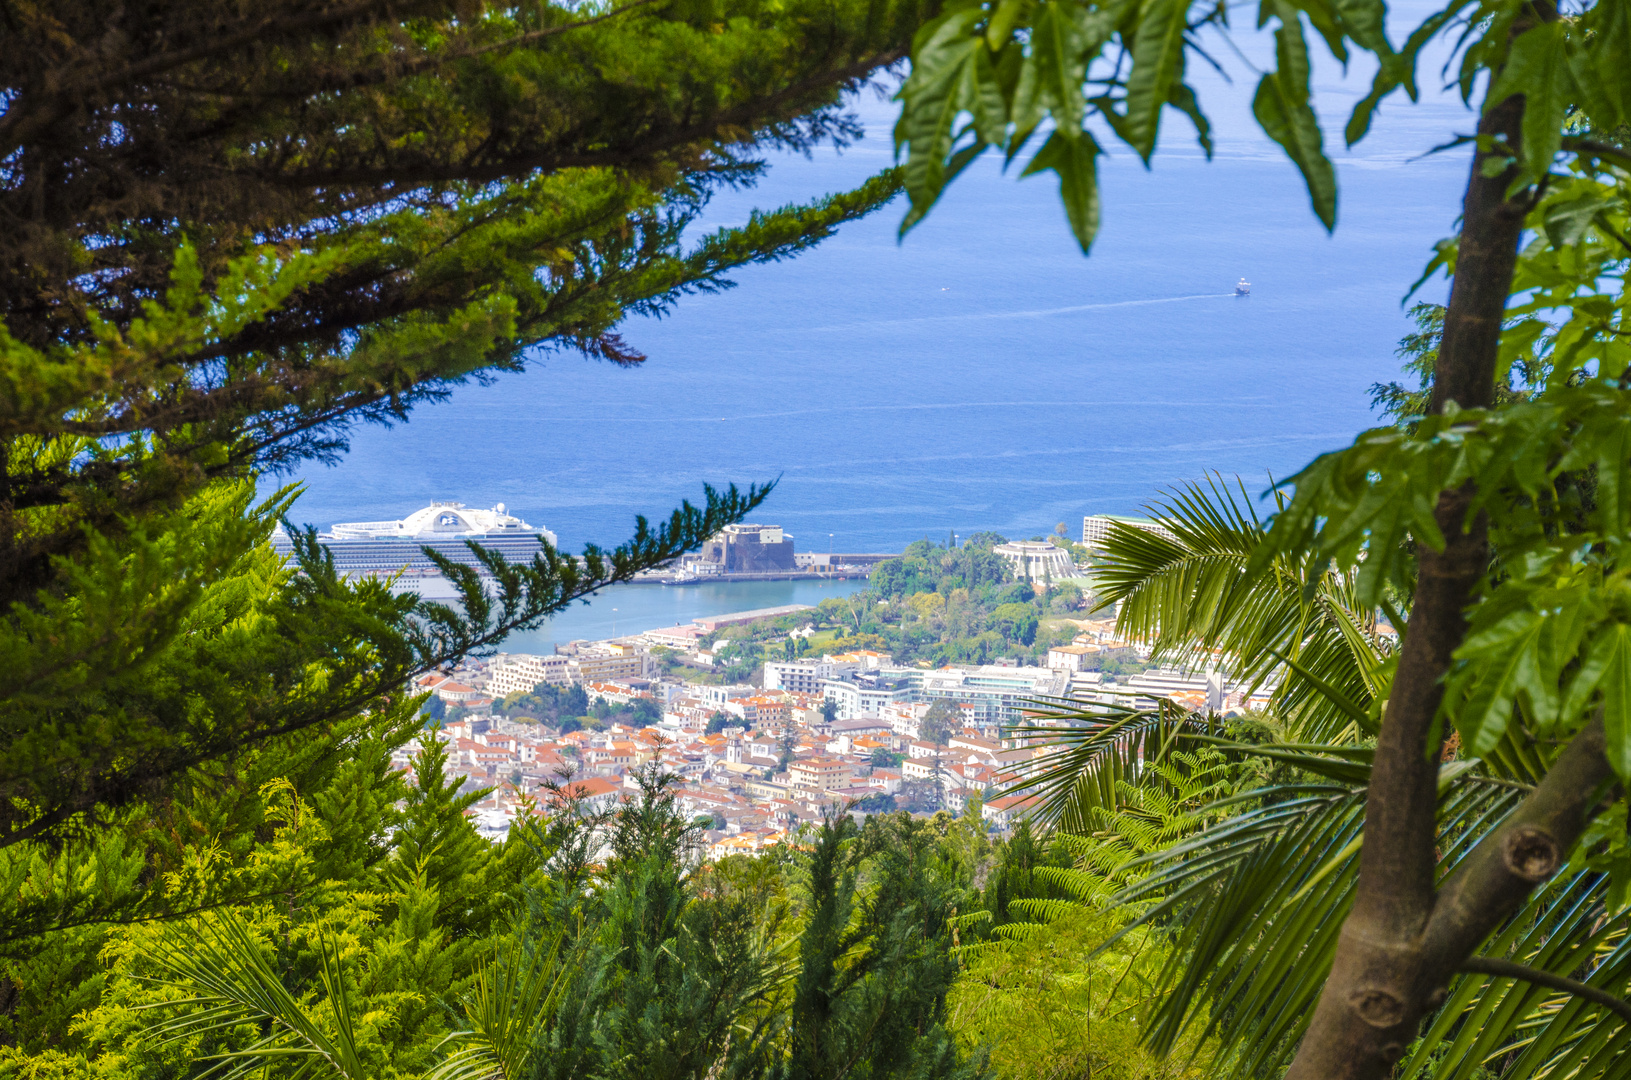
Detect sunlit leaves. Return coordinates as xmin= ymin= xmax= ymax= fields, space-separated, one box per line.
xmin=1123 ymin=0 xmax=1189 ymax=161
xmin=1254 ymin=152 xmax=1631 ymax=778
xmin=1487 ymin=21 xmax=1576 ymax=186
xmin=1252 ymin=4 xmax=1336 ymax=229
xmin=1020 ymin=130 xmax=1102 ymax=250
xmin=895 ymin=0 xmax=1393 ymax=251
xmin=898 ymin=0 xmax=1631 ymax=257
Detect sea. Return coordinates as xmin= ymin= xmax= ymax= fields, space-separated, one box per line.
xmin=284 ymin=8 xmax=1478 ymax=651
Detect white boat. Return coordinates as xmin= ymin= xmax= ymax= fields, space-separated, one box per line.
xmin=1235 ymin=278 xmax=1251 ymax=296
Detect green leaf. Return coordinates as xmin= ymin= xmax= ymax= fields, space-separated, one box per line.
xmin=1029 ymin=1 xmax=1088 ymax=134
xmin=1345 ymin=79 xmax=1390 ymax=148
xmin=963 ymin=45 xmax=1010 ymax=146
xmin=894 ymin=9 xmax=987 ymax=235
xmin=986 ymin=0 xmax=1026 ymax=49
xmin=1600 ymin=625 xmax=1631 ymax=781
xmin=1167 ymin=81 xmax=1214 ymax=158
xmin=1562 ymin=629 xmax=1619 ymax=726
xmin=1586 ymin=0 xmax=1631 ymax=126
xmin=1485 ymin=21 xmax=1572 ymax=184
xmin=1329 ymin=0 xmax=1390 ymax=58
xmin=1343 ymin=3 xmax=1450 ymax=147
xmin=1283 ymin=0 xmax=1348 ymax=62
xmin=1251 ymin=14 xmax=1337 ymax=230
xmin=1124 ymin=0 xmax=1189 ymax=160
xmin=1596 ymin=419 xmax=1631 ymax=541
xmin=1454 ymin=610 xmax=1546 ymax=756
xmin=1021 ymin=129 xmax=1103 ymax=252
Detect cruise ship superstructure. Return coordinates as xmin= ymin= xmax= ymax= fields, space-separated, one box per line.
xmin=275 ymin=501 xmax=558 ymax=578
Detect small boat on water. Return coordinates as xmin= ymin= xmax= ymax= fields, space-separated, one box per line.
xmin=1235 ymin=278 xmax=1251 ymax=296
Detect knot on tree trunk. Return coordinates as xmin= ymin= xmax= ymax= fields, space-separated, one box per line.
xmin=1348 ymin=987 xmax=1406 ymax=1028
xmin=1502 ymin=825 xmax=1561 ymax=881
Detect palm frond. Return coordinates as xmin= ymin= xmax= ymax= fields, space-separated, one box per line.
xmin=1092 ymin=473 xmax=1394 ymax=743
xmin=427 ymin=935 xmax=571 ymax=1080
xmin=1402 ymin=869 xmax=1631 ymax=1080
xmin=1001 ymin=697 xmax=1201 ymax=833
xmin=138 ymin=913 xmax=369 ymax=1080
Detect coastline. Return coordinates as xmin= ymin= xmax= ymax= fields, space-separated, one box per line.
xmin=406 ymin=575 xmax=870 ymax=653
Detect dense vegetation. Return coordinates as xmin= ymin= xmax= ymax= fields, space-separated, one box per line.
xmin=0 ymin=0 xmax=924 ymax=855
xmin=895 ymin=0 xmax=1631 ymax=1071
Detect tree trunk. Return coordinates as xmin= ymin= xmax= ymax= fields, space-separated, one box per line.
xmin=1282 ymin=59 xmax=1613 ymax=1080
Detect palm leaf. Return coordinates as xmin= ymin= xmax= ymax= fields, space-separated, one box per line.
xmin=428 ymin=935 xmax=572 ymax=1080
xmin=1402 ymin=869 xmax=1631 ymax=1080
xmin=138 ymin=912 xmax=369 ymax=1080
xmin=1091 ymin=473 xmax=1394 ymax=744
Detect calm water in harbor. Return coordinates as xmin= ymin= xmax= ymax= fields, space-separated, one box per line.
xmin=487 ymin=578 xmax=867 ymax=654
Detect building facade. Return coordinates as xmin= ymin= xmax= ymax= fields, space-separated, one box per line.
xmin=1080 ymin=514 xmax=1178 ymax=552
xmin=763 ymin=657 xmax=860 ymax=694
xmin=992 ymin=540 xmax=1076 ymax=582
xmin=698 ymin=523 xmax=796 ymax=573
xmin=488 ymin=653 xmax=574 ymax=697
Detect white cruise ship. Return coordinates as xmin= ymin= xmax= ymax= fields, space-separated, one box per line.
xmin=274 ymin=501 xmax=558 ymax=578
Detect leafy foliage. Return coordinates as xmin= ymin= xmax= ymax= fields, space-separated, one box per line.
xmin=894 ymin=0 xmax=1631 ymax=255
xmin=1092 ymin=474 xmax=1393 ymax=743
xmin=10 ymin=757 xmax=989 ymax=1080
xmin=0 ymin=475 xmax=768 ymax=856
xmin=0 ymin=0 xmax=935 ymax=856
xmin=1002 ymin=472 xmax=1631 ymax=1078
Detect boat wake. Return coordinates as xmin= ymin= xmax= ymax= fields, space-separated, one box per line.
xmin=804 ymin=292 xmax=1236 ymax=332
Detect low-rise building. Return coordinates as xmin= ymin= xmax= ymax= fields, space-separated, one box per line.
xmin=435 ymin=681 xmax=484 ymax=704
xmin=788 ymin=757 xmax=853 ymax=793
xmin=983 ymin=792 xmax=1041 ymax=828
xmin=487 ymin=653 xmax=573 ymax=697
xmin=555 ymin=776 xmax=624 ymax=813
xmin=644 ymin=624 xmax=707 ymax=650
xmin=901 ymin=758 xmax=937 ymax=781
xmin=1047 ymin=644 xmax=1097 ymax=673
xmin=992 ymin=540 xmax=1076 ymax=582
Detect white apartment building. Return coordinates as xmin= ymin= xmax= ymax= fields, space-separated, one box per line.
xmin=700 ymin=684 xmax=757 ymax=707
xmin=1081 ymin=514 xmax=1178 ymax=552
xmin=917 ymin=664 xmax=1069 ymax=725
xmin=992 ymin=540 xmax=1076 ymax=582
xmin=820 ymin=678 xmax=914 ymax=721
xmin=487 ymin=653 xmax=573 ymax=697
xmin=572 ymin=644 xmax=655 ymax=683
xmin=1120 ymin=666 xmax=1236 ymax=712
xmin=487 ymin=645 xmax=654 ymax=696
xmin=762 ymin=657 xmax=859 ymax=694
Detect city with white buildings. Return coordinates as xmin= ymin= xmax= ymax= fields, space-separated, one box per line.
xmin=409 ymin=598 xmax=1274 ymax=858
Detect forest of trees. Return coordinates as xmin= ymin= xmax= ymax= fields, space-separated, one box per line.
xmin=2 ymin=0 xmax=1631 ymax=1077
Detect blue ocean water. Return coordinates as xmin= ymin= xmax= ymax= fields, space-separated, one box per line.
xmin=285 ymin=12 xmax=1479 ymax=650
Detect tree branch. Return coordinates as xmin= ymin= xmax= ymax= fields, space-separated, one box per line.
xmin=1422 ymin=718 xmax=1615 ymax=967
xmin=0 ymin=0 xmax=395 ymax=157
xmin=1282 ymin=48 xmax=1538 ymax=1080
xmin=1461 ymin=956 xmax=1631 ymax=1026
xmin=258 ymin=51 xmax=903 ymax=188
